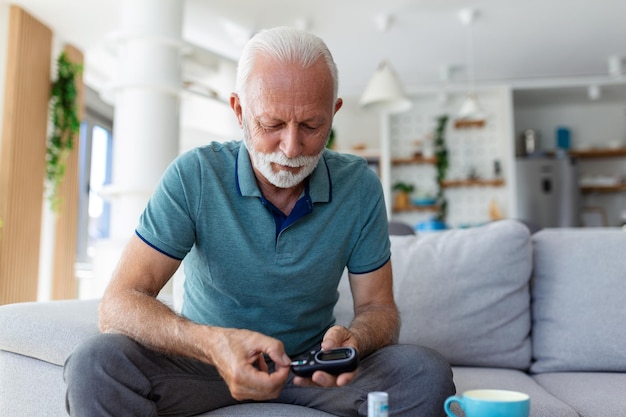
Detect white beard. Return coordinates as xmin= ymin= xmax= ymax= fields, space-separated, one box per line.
xmin=243 ymin=126 xmax=324 ymax=189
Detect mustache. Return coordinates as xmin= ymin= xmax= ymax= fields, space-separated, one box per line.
xmin=260 ymin=152 xmax=319 ymax=168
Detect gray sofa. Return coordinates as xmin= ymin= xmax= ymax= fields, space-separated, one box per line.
xmin=1 ymin=220 xmax=625 ymax=416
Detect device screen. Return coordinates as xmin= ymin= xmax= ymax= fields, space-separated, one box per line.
xmin=317 ymin=349 xmax=351 ymax=361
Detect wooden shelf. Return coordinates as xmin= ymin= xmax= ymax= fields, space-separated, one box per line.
xmin=440 ymin=178 xmax=506 ymax=188
xmin=580 ymin=183 xmax=626 ymax=193
xmin=393 ymin=204 xmax=439 ymax=213
xmin=454 ymin=119 xmax=486 ymax=129
xmin=569 ymin=148 xmax=626 ymax=158
xmin=391 ymin=155 xmax=437 ymax=165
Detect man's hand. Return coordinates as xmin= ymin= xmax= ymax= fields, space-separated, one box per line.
xmin=292 ymin=325 xmax=359 ymax=388
xmin=292 ymin=261 xmax=399 ymax=389
xmin=99 ymin=236 xmax=292 ymax=402
xmin=208 ymin=328 xmax=291 ymax=401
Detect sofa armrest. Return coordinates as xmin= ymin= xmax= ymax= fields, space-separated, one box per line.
xmin=0 ymin=299 xmax=100 ymax=366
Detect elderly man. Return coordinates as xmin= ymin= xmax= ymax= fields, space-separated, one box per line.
xmin=64 ymin=27 xmax=454 ymax=417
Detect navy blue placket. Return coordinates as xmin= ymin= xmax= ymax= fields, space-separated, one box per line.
xmin=260 ymin=181 xmax=313 ymax=238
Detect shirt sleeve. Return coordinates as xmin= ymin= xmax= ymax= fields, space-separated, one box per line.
xmin=346 ymin=166 xmax=391 ymax=274
xmin=135 ymin=151 xmax=199 ymax=260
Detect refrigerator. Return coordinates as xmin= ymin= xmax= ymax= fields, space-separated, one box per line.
xmin=515 ymin=157 xmax=580 ymax=228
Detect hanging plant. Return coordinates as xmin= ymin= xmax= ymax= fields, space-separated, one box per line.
xmin=326 ymin=127 xmax=336 ymax=149
xmin=433 ymin=114 xmax=449 ymax=223
xmin=46 ymin=51 xmax=82 ymax=211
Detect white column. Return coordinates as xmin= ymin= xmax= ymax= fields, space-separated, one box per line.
xmin=107 ymin=0 xmax=183 ymax=238
xmin=380 ymin=114 xmax=392 ymax=219
xmin=84 ymin=0 xmax=183 ymax=299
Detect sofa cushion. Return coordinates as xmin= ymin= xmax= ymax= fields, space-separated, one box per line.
xmin=533 ymin=372 xmax=626 ymax=417
xmin=452 ymin=367 xmax=578 ymax=417
xmin=530 ymin=228 xmax=626 ymax=373
xmin=202 ymin=403 xmax=336 ymax=416
xmin=0 ymin=350 xmax=68 ymax=417
xmin=0 ymin=299 xmax=100 ymax=366
xmin=389 ymin=220 xmax=533 ymax=369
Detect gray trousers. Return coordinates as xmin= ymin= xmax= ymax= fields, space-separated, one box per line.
xmin=64 ymin=333 xmax=455 ymax=417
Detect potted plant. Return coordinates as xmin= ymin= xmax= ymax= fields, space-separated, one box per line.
xmin=392 ymin=182 xmax=414 ymax=210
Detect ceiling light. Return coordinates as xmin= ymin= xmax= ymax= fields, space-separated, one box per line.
xmin=374 ymin=13 xmax=393 ymax=33
xmin=608 ymin=55 xmax=623 ymax=78
xmin=455 ymin=8 xmax=486 ymax=128
xmin=360 ymin=60 xmax=412 ymax=114
xmin=588 ymin=85 xmax=601 ymax=101
xmin=457 ymin=93 xmax=485 ymax=119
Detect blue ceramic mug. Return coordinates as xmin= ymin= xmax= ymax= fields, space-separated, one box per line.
xmin=444 ymin=389 xmax=530 ymax=417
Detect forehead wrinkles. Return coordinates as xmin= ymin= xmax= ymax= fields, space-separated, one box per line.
xmin=244 ymin=57 xmax=334 ymax=114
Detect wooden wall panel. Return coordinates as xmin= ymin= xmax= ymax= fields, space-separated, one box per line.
xmin=0 ymin=6 xmax=52 ymax=305
xmin=51 ymin=44 xmax=84 ymax=300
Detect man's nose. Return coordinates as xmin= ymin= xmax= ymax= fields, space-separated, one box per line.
xmin=280 ymin=125 xmax=303 ymax=158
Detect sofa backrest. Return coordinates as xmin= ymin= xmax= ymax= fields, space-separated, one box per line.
xmin=335 ymin=219 xmax=534 ymax=370
xmin=530 ymin=227 xmax=626 ymax=373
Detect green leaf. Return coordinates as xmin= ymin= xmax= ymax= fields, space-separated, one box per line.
xmin=45 ymin=51 xmax=82 ymax=212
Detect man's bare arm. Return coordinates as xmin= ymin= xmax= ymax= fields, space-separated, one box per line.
xmin=346 ymin=260 xmax=399 ymax=357
xmin=98 ymin=235 xmax=291 ymax=400
xmin=98 ymin=234 xmax=207 ymax=359
xmin=322 ymin=260 xmax=399 ymax=359
xmin=296 ymin=260 xmax=399 ymax=388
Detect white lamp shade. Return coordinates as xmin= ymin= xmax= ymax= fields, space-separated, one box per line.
xmin=360 ymin=61 xmax=412 ymax=113
xmin=457 ymin=93 xmax=486 ymax=121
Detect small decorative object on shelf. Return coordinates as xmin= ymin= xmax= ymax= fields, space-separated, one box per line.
xmin=392 ymin=182 xmax=414 ymax=211
xmin=489 ymin=199 xmax=503 ymax=221
xmin=494 ymin=159 xmax=502 ymax=179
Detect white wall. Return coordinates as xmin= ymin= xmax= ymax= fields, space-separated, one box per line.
xmin=332 ymin=94 xmax=381 ymax=152
xmin=514 ymin=101 xmax=626 ymax=151
xmin=179 ymin=94 xmax=239 ymax=152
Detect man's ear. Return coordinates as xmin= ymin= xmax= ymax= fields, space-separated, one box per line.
xmin=230 ymin=93 xmax=244 ymax=128
xmin=334 ymin=97 xmax=343 ymax=115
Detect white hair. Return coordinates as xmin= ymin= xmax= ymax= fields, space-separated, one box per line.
xmin=235 ymin=26 xmax=339 ymax=106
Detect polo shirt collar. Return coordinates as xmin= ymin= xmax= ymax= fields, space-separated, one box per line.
xmin=236 ymin=141 xmax=332 ymax=203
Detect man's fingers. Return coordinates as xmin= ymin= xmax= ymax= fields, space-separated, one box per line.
xmin=231 ymin=364 xmax=290 ymax=401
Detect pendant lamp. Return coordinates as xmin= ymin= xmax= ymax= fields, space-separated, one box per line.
xmin=455 ymin=8 xmax=486 ymax=128
xmin=360 ymin=60 xmax=411 ymax=113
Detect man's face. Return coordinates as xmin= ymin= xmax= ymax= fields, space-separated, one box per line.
xmin=232 ymin=56 xmax=342 ymax=189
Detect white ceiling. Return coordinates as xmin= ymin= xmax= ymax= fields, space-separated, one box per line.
xmin=6 ymin=0 xmax=626 ymax=98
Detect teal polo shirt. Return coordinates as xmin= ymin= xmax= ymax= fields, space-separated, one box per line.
xmin=136 ymin=141 xmax=390 ymax=356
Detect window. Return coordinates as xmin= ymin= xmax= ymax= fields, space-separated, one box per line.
xmin=76 ymin=111 xmax=113 ymax=265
